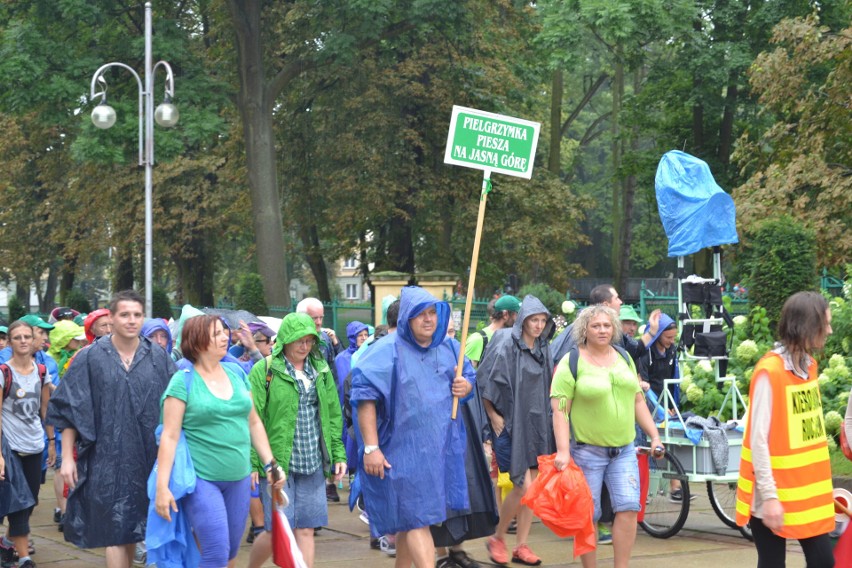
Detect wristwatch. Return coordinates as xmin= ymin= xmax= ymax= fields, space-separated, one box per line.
xmin=364 ymin=445 xmax=380 ymax=455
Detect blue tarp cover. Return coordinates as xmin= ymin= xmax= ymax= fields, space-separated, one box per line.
xmin=655 ymin=150 xmax=738 ymax=257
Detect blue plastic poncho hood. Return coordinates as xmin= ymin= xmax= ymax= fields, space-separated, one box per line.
xmin=345 ymin=321 xmax=369 ymax=355
xmin=655 ymin=150 xmax=738 ymax=257
xmin=141 ymin=318 xmax=173 ymax=354
xmin=396 ymin=286 xmax=450 ymax=350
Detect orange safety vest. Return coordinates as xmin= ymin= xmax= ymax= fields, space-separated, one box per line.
xmin=735 ymin=352 xmax=834 ymax=538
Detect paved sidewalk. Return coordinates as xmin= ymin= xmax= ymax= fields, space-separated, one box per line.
xmin=23 ymin=472 xmax=819 ymax=567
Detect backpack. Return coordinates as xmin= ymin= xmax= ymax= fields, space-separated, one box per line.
xmin=563 ymin=344 xmax=632 ymax=381
xmin=476 ymin=329 xmax=490 ymax=360
xmin=0 ymin=363 xmax=48 ymax=400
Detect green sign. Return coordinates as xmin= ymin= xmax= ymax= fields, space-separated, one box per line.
xmin=444 ymin=106 xmax=540 ymax=179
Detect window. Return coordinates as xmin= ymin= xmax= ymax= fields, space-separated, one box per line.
xmin=343 ymin=257 xmax=358 ymax=269
xmin=345 ymin=284 xmax=359 ymax=300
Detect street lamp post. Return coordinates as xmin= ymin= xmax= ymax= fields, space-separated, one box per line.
xmin=89 ymin=1 xmax=178 ymax=317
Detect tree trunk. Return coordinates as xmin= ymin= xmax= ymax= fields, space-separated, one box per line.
xmin=610 ymin=58 xmax=625 ymax=285
xmin=113 ymin=244 xmax=135 ymax=292
xmin=549 ymin=68 xmax=563 ymax=174
xmin=717 ymin=70 xmax=739 ymax=167
xmin=227 ymin=0 xmax=291 ymax=307
xmin=299 ymin=223 xmax=332 ymax=302
xmin=173 ymin=247 xmax=215 ymax=307
xmin=44 ymin=261 xmax=59 ymax=311
xmin=59 ymin=254 xmax=77 ymax=304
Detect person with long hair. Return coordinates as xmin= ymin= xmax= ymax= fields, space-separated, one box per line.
xmin=0 ymin=321 xmax=53 ymax=568
xmin=155 ymin=315 xmax=280 ymax=568
xmin=735 ymin=291 xmax=835 ymax=567
xmin=550 ymin=304 xmax=662 ymax=568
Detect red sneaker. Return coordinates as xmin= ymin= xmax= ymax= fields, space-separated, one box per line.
xmin=512 ymin=543 xmax=542 ymax=566
xmin=486 ymin=536 xmax=509 ymax=565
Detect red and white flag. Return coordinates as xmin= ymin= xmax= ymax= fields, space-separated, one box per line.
xmin=271 ymin=490 xmax=308 ymax=568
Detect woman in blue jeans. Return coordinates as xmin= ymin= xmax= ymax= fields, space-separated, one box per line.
xmin=155 ymin=315 xmax=282 ymax=568
xmin=550 ymin=305 xmax=662 ymax=568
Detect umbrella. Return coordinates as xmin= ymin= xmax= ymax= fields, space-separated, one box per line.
xmin=201 ymin=308 xmax=263 ymax=331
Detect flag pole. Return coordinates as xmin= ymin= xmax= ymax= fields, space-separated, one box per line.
xmin=453 ymin=169 xmax=491 ymax=419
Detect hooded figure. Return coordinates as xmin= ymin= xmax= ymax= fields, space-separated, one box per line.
xmin=477 ymin=295 xmax=556 ymax=487
xmin=334 ymin=321 xmax=369 ymax=471
xmin=47 ymin=320 xmax=86 ymax=378
xmin=637 ymin=312 xmax=680 ymax=403
xmin=83 ymin=309 xmax=112 ymax=344
xmin=351 ymin=286 xmax=472 ymax=536
xmin=141 ymin=318 xmax=174 ymax=354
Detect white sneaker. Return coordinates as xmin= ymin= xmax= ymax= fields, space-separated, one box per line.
xmin=358 ymin=511 xmax=370 ymax=525
xmin=133 ymin=542 xmax=146 ymax=566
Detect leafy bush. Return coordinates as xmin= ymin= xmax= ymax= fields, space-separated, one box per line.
xmin=518 ymin=283 xmax=566 ymax=316
xmin=8 ymin=296 xmax=26 ymax=321
xmin=236 ymin=273 xmax=268 ymax=316
xmin=152 ymin=287 xmax=173 ymax=319
xmin=740 ymin=216 xmax=817 ymax=327
xmin=65 ymin=289 xmax=92 ymax=314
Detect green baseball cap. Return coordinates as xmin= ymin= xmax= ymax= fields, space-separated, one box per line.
xmin=0 ymin=326 xmax=7 ymax=335
xmin=20 ymin=314 xmax=55 ymax=331
xmin=619 ymin=305 xmax=643 ymax=323
xmin=494 ymin=295 xmax=521 ymax=313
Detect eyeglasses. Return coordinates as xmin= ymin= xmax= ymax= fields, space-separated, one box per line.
xmin=255 ymin=338 xmax=269 ymax=344
xmin=291 ymin=338 xmax=316 ymax=348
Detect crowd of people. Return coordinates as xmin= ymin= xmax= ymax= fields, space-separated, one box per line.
xmin=0 ymin=285 xmax=846 ymax=568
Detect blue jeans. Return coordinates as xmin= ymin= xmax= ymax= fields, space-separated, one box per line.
xmin=572 ymin=442 xmax=640 ymax=522
xmin=260 ymin=467 xmax=327 ymax=530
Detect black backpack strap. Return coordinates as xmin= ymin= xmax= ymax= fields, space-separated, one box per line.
xmin=567 ymin=344 xmax=632 ymax=380
xmin=478 ymin=329 xmax=489 ymax=353
xmin=0 ymin=364 xmax=12 ymax=400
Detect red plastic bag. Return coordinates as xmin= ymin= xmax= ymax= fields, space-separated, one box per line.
xmin=637 ymin=452 xmax=650 ymax=523
xmin=521 ymin=454 xmax=596 ymax=557
xmin=841 ymin=427 xmax=852 ymax=461
xmin=270 ymin=487 xmax=308 ymax=568
xmin=835 ymin=522 xmax=852 ymax=568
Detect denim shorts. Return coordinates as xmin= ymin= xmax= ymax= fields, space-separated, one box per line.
xmin=572 ymin=442 xmax=640 ymax=522
xmin=260 ymin=467 xmax=327 ymax=530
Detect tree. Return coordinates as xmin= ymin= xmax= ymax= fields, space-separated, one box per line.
xmin=733 ymin=14 xmax=851 ymax=268
xmin=236 ymin=273 xmax=268 ymax=316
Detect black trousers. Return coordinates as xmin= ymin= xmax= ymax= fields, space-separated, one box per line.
xmin=750 ymin=516 xmax=834 ymax=568
xmin=7 ymin=452 xmax=42 ymax=537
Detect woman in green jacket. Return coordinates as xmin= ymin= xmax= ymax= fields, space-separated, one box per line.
xmin=247 ymin=312 xmax=347 ymax=568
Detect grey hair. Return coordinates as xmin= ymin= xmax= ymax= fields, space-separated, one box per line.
xmin=296 ymin=297 xmax=323 ymax=314
xmin=571 ymin=305 xmax=623 ymax=345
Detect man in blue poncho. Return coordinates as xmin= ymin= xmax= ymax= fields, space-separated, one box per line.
xmin=352 ymin=286 xmax=473 ymax=568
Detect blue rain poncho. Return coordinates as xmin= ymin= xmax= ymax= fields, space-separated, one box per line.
xmin=336 ymin=321 xmax=369 ymax=470
xmin=655 ymin=150 xmax=738 ymax=257
xmin=351 ymin=286 xmax=471 ymax=535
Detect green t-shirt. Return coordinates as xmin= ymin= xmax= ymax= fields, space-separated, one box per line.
xmin=464 ymin=328 xmax=494 ymax=364
xmin=551 ymin=354 xmax=641 ymax=448
xmin=162 ymin=366 xmax=253 ymax=481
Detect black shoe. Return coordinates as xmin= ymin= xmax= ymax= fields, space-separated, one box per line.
xmin=449 ymin=550 xmax=481 ymax=568
xmin=370 ymin=538 xmax=381 ymax=550
xmin=506 ymin=519 xmax=517 ymax=534
xmin=58 ymin=514 xmax=64 ymax=533
xmin=436 ymin=557 xmax=460 ymax=568
xmin=53 ymin=509 xmax=61 ymax=524
xmin=0 ymin=542 xmax=17 ymax=567
xmin=326 ymin=483 xmax=340 ymax=502
xmin=19 ymin=559 xmax=36 ymax=568
xmin=28 ymin=540 xmax=34 ymax=555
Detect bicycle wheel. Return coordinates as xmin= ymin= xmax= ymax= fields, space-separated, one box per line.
xmin=639 ymin=451 xmax=690 ymax=539
xmin=706 ymin=480 xmax=754 ymax=540
xmin=706 ymin=480 xmax=739 ymax=529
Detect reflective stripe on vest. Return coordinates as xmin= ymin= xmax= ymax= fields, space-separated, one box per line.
xmin=735 ymin=352 xmax=834 ymax=539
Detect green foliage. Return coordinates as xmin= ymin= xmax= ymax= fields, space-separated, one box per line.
xmin=7 ymin=296 xmax=26 ymax=321
xmin=64 ymin=290 xmax=92 ymax=314
xmin=747 ymin=306 xmax=774 ymax=347
xmin=825 ymin=270 xmax=852 ymax=359
xmin=152 ymin=288 xmax=173 ymax=320
xmin=518 ymin=283 xmax=566 ymax=316
xmin=740 ymin=216 xmax=817 ymax=326
xmin=236 ymin=274 xmax=268 ymax=317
